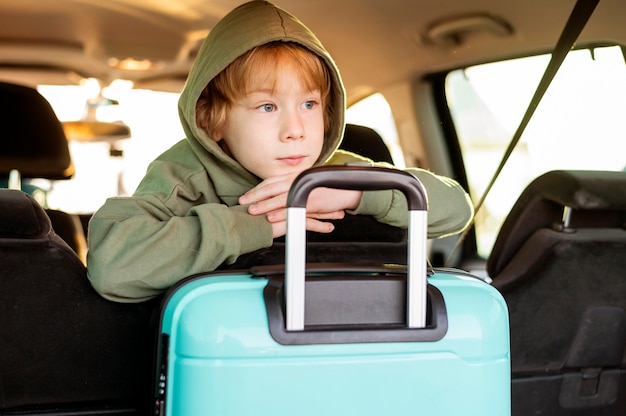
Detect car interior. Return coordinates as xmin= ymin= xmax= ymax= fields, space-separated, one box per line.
xmin=488 ymin=170 xmax=626 ymax=413
xmin=1 ymin=0 xmax=625 ymax=415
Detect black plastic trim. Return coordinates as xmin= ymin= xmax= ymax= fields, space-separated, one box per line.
xmin=154 ymin=333 xmax=169 ymax=416
xmin=264 ymin=275 xmax=448 ymax=345
xmin=288 ymin=165 xmax=427 ymax=211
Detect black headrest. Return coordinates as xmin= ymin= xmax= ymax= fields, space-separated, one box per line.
xmin=340 ymin=124 xmax=394 ymax=165
xmin=0 ymin=189 xmax=52 ymax=238
xmin=487 ymin=170 xmax=626 ymax=277
xmin=0 ymin=82 xmax=74 ymax=180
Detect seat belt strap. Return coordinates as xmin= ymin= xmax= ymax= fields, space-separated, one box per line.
xmin=446 ymin=0 xmax=600 ymax=266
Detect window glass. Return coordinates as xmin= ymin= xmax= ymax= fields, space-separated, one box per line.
xmin=38 ymin=83 xmax=183 ymax=213
xmin=446 ymin=45 xmax=626 ymax=257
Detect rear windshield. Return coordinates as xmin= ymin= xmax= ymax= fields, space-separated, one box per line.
xmin=445 ymin=45 xmax=626 ymax=257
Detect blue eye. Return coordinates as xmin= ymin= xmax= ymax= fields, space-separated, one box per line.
xmin=303 ymin=100 xmax=316 ymax=109
xmin=260 ymin=103 xmax=275 ymax=112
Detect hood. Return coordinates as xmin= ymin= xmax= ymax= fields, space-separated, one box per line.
xmin=178 ymin=0 xmax=346 ymax=183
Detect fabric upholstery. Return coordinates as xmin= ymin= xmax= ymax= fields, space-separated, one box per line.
xmin=488 ymin=170 xmax=626 ymax=280
xmin=45 ymin=208 xmax=88 ymax=264
xmin=0 ymin=189 xmax=157 ymax=414
xmin=0 ymin=81 xmax=88 ymax=262
xmin=0 ymin=81 xmax=74 ymax=179
xmin=0 ymin=189 xmax=51 ymax=238
xmin=340 ymin=124 xmax=395 ymax=165
xmin=487 ymin=170 xmax=626 ymax=416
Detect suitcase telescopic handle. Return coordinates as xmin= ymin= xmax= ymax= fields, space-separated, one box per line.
xmin=285 ymin=165 xmax=428 ymax=331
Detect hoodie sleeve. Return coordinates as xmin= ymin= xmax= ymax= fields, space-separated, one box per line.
xmin=86 ymin=169 xmax=273 ymax=303
xmin=354 ymin=168 xmax=474 ymax=238
xmin=326 ymin=150 xmax=473 ymax=238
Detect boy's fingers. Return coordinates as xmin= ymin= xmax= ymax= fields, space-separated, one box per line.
xmin=309 ymin=210 xmax=345 ymax=220
xmin=270 ymin=221 xmax=286 ymax=239
xmin=265 ymin=209 xmax=345 ymax=223
xmin=306 ymin=218 xmax=335 ymax=233
xmin=269 ymin=216 xmax=336 ymax=238
xmin=249 ymin=194 xmax=288 ymax=216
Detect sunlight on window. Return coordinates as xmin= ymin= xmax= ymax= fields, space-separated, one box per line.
xmin=39 ymin=84 xmax=183 ymax=213
xmin=447 ymin=45 xmax=626 ymax=257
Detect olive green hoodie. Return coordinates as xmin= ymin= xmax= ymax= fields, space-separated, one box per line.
xmin=86 ymin=0 xmax=472 ymax=302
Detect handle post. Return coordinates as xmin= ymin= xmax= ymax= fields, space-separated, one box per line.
xmin=285 ymin=166 xmax=428 ymax=331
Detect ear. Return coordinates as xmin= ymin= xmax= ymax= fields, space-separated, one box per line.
xmin=209 ymin=131 xmax=223 ymax=142
xmin=195 ymin=111 xmax=222 ymax=142
xmin=202 ymin=125 xmax=222 ymax=142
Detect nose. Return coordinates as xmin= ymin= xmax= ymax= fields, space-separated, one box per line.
xmin=280 ymin=109 xmax=305 ymax=142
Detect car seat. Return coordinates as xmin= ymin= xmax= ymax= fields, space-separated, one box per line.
xmin=487 ymin=170 xmax=626 ymax=416
xmin=0 ymin=188 xmax=157 ymax=414
xmin=0 ymin=81 xmax=87 ymax=263
xmin=340 ymin=124 xmax=395 ymax=165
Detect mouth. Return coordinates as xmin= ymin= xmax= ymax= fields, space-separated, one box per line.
xmin=278 ymin=155 xmax=307 ymax=166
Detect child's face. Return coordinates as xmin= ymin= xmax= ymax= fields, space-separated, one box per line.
xmin=217 ymin=63 xmax=325 ymax=180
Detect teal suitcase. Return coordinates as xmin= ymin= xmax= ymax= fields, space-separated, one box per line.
xmin=154 ymin=166 xmax=510 ymax=415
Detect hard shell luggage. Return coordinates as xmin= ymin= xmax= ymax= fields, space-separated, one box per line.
xmin=154 ymin=165 xmax=511 ymax=416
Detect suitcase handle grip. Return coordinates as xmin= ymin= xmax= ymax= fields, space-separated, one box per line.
xmin=285 ymin=165 xmax=428 ymax=331
xmin=287 ymin=165 xmax=428 ymax=211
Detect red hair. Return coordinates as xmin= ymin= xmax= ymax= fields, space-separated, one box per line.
xmin=196 ymin=42 xmax=333 ymax=140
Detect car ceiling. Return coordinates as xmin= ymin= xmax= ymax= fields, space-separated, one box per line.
xmin=0 ymin=0 xmax=624 ymax=104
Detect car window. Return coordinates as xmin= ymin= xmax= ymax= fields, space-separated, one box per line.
xmin=38 ymin=81 xmax=184 ymax=213
xmin=446 ymin=45 xmax=626 ymax=257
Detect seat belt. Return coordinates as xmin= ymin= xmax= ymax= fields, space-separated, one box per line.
xmin=446 ymin=0 xmax=600 ymax=266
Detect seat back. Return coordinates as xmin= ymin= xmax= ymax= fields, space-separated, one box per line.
xmin=488 ymin=170 xmax=626 ymax=415
xmin=0 ymin=189 xmax=157 ymax=414
xmin=340 ymin=124 xmax=395 ymax=164
xmin=45 ymin=208 xmax=89 ymax=264
xmin=0 ymin=81 xmax=87 ymax=261
xmin=0 ymin=81 xmax=74 ymax=179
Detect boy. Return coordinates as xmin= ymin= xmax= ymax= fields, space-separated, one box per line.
xmin=87 ymin=0 xmax=473 ymax=302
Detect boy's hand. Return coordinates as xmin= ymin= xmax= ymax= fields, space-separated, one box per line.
xmin=239 ymin=172 xmax=363 ymax=238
